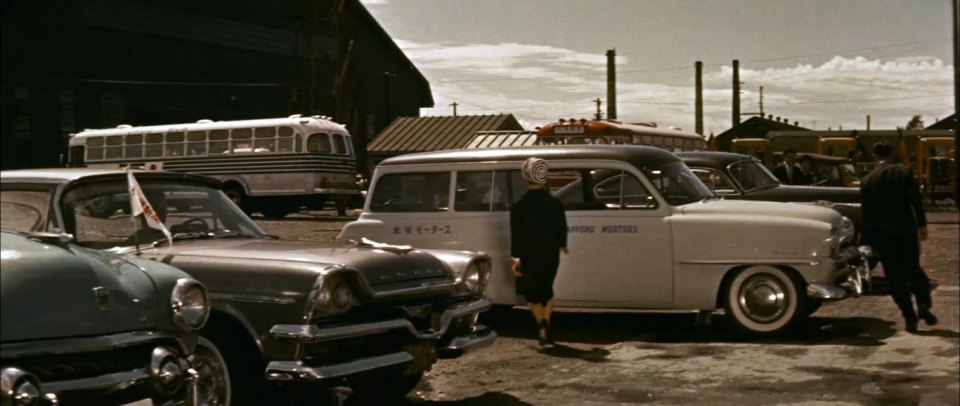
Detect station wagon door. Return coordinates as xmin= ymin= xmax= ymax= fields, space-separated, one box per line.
xmin=549 ymin=162 xmax=673 ymax=308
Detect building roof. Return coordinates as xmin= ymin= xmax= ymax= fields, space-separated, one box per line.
xmin=926 ymin=114 xmax=957 ymax=131
xmin=368 ymin=114 xmax=525 ymax=155
xmin=464 ymin=131 xmax=538 ymax=149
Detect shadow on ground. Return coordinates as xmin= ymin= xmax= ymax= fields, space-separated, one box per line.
xmin=405 ymin=392 xmax=534 ymax=406
xmin=481 ymin=306 xmax=902 ymax=346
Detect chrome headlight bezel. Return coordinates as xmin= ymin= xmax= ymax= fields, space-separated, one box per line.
xmin=171 ymin=278 xmax=210 ymax=331
xmin=462 ymin=259 xmax=491 ymax=295
xmin=304 ymin=272 xmax=356 ymax=321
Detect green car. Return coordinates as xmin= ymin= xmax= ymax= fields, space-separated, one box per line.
xmin=0 ymin=230 xmax=210 ymax=405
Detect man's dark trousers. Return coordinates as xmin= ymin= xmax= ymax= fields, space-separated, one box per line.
xmin=872 ymin=231 xmax=932 ymax=323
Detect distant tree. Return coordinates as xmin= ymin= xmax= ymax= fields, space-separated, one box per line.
xmin=905 ymin=115 xmax=924 ymax=130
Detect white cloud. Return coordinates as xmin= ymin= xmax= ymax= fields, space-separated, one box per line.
xmin=399 ymin=38 xmax=953 ymax=135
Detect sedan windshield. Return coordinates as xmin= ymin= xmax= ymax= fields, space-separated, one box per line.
xmin=727 ymin=160 xmax=779 ymax=191
xmin=641 ymin=162 xmax=713 ymax=205
xmin=55 ymin=180 xmax=268 ymax=249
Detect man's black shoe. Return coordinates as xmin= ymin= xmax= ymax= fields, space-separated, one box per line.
xmin=905 ymin=319 xmax=919 ymax=334
xmin=919 ymin=310 xmax=939 ymax=326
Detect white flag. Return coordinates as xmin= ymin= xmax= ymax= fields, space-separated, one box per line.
xmin=127 ymin=170 xmax=173 ymax=247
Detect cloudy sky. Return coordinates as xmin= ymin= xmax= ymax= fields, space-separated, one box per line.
xmin=361 ymin=0 xmax=954 ymax=136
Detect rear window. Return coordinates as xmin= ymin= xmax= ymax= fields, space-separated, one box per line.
xmin=370 ymin=173 xmax=450 ymax=212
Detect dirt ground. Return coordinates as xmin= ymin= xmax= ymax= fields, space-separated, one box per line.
xmin=256 ymin=208 xmax=960 ymax=406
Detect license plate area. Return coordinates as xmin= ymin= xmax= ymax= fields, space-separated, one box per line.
xmin=401 ymin=341 xmax=437 ymax=374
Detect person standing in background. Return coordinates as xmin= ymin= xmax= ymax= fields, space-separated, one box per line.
xmin=510 ymin=157 xmax=569 ymax=349
xmin=860 ymin=142 xmax=937 ymax=333
xmin=772 ymin=148 xmax=801 ymax=184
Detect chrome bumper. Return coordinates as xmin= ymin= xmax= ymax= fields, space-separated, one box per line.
xmin=807 ymin=249 xmax=872 ymax=301
xmin=266 ymin=298 xmax=495 ymax=382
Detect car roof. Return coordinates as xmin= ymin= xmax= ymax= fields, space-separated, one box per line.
xmin=379 ymin=145 xmax=681 ymax=168
xmin=674 ymin=151 xmax=755 ymax=167
xmin=1 ymin=167 xmax=220 ymax=187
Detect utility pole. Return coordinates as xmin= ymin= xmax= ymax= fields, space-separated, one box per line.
xmin=593 ymin=98 xmax=603 ymax=121
xmin=695 ymin=61 xmax=703 ymax=135
xmin=449 ymin=102 xmax=458 ymax=117
xmin=732 ymin=60 xmax=741 ymax=125
xmin=758 ymin=86 xmax=764 ymax=117
xmin=606 ymin=49 xmax=617 ymax=121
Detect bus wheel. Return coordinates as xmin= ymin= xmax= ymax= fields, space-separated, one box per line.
xmin=223 ymin=185 xmax=251 ymax=215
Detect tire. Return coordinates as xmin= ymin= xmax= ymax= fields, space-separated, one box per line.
xmin=259 ymin=205 xmax=291 ymax=219
xmin=86 ymin=196 xmax=117 ymax=218
xmin=223 ymin=185 xmax=251 ymax=215
xmin=192 ymin=336 xmax=232 ymax=406
xmin=722 ymin=266 xmax=801 ymax=335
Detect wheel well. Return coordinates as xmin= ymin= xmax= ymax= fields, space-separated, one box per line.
xmin=222 ymin=181 xmax=246 ymax=195
xmin=715 ymin=264 xmax=805 ymax=309
xmin=203 ymin=310 xmax=264 ymax=366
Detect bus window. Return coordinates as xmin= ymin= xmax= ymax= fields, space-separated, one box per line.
xmin=254 ymin=127 xmax=276 ymax=152
xmin=343 ymin=135 xmax=354 ymax=155
xmin=294 ymin=133 xmax=303 ymax=153
xmin=308 ymin=133 xmax=331 ymax=153
xmin=145 ymin=133 xmax=164 ymax=158
xmin=209 ymin=130 xmax=228 ymax=154
xmin=332 ymin=134 xmax=346 ymax=154
xmin=277 ymin=127 xmax=294 ymax=153
xmin=86 ymin=136 xmax=104 ymax=160
xmin=187 ymin=131 xmax=206 ymax=156
xmin=230 ymin=129 xmax=252 ymax=153
xmin=125 ymin=134 xmax=143 ymax=159
xmin=652 ymin=137 xmax=663 ymax=146
xmin=165 ymin=132 xmax=185 ymax=157
xmin=105 ymin=135 xmax=123 ymax=160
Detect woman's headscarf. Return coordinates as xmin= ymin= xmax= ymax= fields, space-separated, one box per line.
xmin=521 ymin=157 xmax=549 ymax=184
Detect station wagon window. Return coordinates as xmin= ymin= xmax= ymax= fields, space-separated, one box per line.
xmin=455 ymin=171 xmax=516 ymax=211
xmin=691 ymin=168 xmax=736 ymax=195
xmin=550 ymin=168 xmax=656 ymax=210
xmin=370 ymin=172 xmax=450 ymax=213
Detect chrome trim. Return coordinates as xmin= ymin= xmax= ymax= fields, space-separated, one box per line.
xmin=368 ymin=280 xmax=460 ymax=299
xmin=271 ymin=298 xmax=491 ymax=344
xmin=0 ymin=331 xmax=188 ymax=359
xmin=679 ymin=259 xmax=821 ymax=265
xmin=806 ymin=284 xmax=848 ymax=300
xmin=209 ymin=293 xmax=297 ymax=305
xmin=149 ymin=347 xmax=184 ymax=396
xmin=1 ymin=367 xmax=40 ymax=406
xmin=437 ymin=327 xmax=497 ymax=359
xmin=266 ymin=352 xmax=412 ymax=381
xmin=171 ymin=278 xmax=210 ymax=331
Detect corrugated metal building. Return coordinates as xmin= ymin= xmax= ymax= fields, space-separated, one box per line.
xmin=463 ymin=131 xmax=538 ymax=149
xmin=1 ymin=0 xmax=432 ymax=173
xmin=367 ymin=114 xmax=525 ymax=167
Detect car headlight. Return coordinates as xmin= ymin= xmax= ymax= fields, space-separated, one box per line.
xmin=838 ymin=217 xmax=855 ymax=246
xmin=306 ymin=275 xmax=355 ymax=320
xmin=462 ymin=260 xmax=491 ymax=295
xmin=171 ymin=278 xmax=210 ymax=331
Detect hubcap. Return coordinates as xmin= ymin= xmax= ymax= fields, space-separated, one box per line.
xmin=738 ymin=274 xmax=789 ymax=323
xmin=194 ymin=345 xmax=229 ymax=406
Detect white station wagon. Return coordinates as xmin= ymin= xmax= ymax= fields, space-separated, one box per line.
xmin=338 ymin=145 xmax=871 ymax=335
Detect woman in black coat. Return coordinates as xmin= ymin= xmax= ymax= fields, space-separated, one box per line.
xmin=510 ymin=157 xmax=568 ymax=349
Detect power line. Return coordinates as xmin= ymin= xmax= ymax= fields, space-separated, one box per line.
xmin=767 ymin=93 xmax=953 ymax=106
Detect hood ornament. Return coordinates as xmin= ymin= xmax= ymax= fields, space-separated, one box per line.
xmin=92 ymin=287 xmax=110 ymax=310
xmin=353 ymin=238 xmax=414 ymax=254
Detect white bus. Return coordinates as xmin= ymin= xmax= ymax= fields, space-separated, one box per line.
xmin=68 ymin=115 xmax=361 ymax=218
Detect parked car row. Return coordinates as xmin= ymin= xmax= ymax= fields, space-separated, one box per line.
xmin=0 ymin=144 xmax=884 ymax=404
xmin=1 ymin=169 xmax=495 ymax=405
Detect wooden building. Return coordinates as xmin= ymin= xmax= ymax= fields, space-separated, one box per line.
xmin=0 ymin=0 xmax=432 ymax=173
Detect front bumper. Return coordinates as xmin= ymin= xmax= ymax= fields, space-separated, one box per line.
xmin=806 ymin=246 xmax=872 ymax=301
xmin=0 ymin=332 xmax=198 ymax=406
xmin=265 ymin=297 xmax=495 ymax=382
